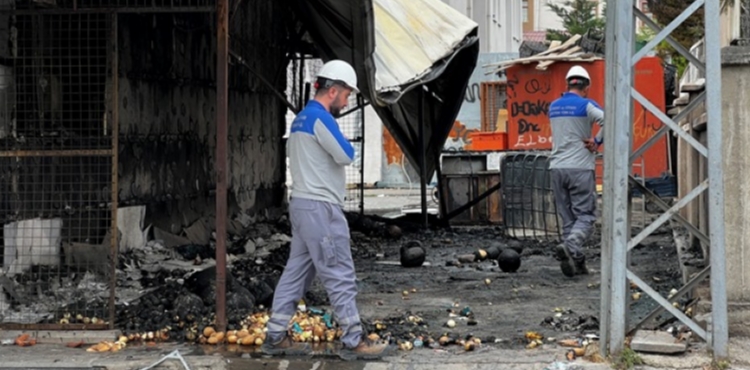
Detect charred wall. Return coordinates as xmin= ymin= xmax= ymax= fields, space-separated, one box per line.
xmin=0 ymin=12 xmax=112 ymax=245
xmin=117 ymin=1 xmax=288 ymax=232
xmin=0 ymin=1 xmax=287 ymax=248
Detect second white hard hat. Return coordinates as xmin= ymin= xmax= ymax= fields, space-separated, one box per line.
xmin=566 ymin=65 xmax=591 ymax=82
xmin=316 ymin=60 xmax=359 ymax=93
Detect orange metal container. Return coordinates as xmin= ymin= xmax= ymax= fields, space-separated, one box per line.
xmin=466 ymin=132 xmax=508 ymax=151
xmin=505 ymin=57 xmax=669 ymax=181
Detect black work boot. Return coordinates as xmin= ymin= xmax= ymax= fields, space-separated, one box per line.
xmin=338 ymin=334 xmax=396 ymax=361
xmin=555 ymin=244 xmax=577 ymax=277
xmin=261 ymin=335 xmax=311 ymax=356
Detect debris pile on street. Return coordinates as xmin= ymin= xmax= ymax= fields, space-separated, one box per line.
xmin=86 ymin=336 xmax=128 ymax=353
xmin=540 ymin=308 xmax=599 ymax=333
xmin=0 ymin=208 xmax=690 ymax=361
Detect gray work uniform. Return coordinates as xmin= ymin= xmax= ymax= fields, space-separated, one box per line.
xmin=267 ymin=100 xmax=362 ymax=348
xmin=548 ymin=92 xmax=604 ymax=260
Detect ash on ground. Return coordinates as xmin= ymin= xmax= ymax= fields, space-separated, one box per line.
xmin=1 ymin=210 xmax=682 ymax=351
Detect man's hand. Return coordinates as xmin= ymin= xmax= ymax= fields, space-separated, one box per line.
xmin=583 ymin=138 xmax=599 ymax=153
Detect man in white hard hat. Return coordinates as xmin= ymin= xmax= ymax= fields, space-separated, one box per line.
xmin=262 ymin=60 xmax=392 ymax=360
xmin=548 ymin=65 xmax=604 ymax=277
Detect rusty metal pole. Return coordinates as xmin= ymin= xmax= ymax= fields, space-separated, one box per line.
xmin=108 ymin=12 xmax=119 ymax=330
xmin=215 ymin=0 xmax=229 ymax=333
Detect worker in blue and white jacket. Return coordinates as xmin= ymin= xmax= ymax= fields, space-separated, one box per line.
xmin=548 ymin=65 xmax=605 ymax=278
xmin=263 ymin=60 xmax=392 ymax=360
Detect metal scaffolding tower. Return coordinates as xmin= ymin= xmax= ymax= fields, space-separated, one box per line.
xmin=600 ymin=0 xmax=727 ymax=359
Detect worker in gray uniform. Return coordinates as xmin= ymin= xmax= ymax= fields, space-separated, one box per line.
xmin=548 ymin=65 xmax=604 ymax=277
xmin=261 ymin=60 xmax=392 ymax=360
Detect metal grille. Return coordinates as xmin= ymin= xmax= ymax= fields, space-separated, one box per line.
xmin=480 ymin=81 xmax=508 ymax=132
xmin=339 ymin=94 xmax=364 ymax=214
xmin=0 ymin=13 xmax=116 ymax=328
xmin=284 ymin=57 xmax=364 ymax=214
xmin=501 ymin=152 xmax=560 ymax=241
xmin=12 ymin=0 xmax=212 ymax=10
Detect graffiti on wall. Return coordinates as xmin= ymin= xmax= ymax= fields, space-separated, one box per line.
xmin=505 ymin=59 xmax=670 ymax=180
xmin=507 ymin=74 xmax=556 ymax=148
xmin=383 ymin=120 xmax=479 ymax=167
xmin=464 ymin=82 xmax=480 ymax=103
xmin=444 ymin=120 xmax=479 ymax=152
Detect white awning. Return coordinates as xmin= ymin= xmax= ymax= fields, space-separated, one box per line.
xmin=373 ymin=0 xmax=477 ymax=94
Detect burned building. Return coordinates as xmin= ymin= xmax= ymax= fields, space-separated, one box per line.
xmin=0 ymin=0 xmax=479 ymax=335
xmin=0 ymin=0 xmax=290 ymax=325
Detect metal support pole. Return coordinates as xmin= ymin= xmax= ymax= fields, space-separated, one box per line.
xmin=109 ymin=12 xmax=119 ymax=330
xmin=704 ymin=0 xmax=728 ymax=358
xmin=215 ymin=0 xmax=229 ymax=333
xmin=299 ymin=54 xmax=305 ymax=111
xmin=419 ymin=87 xmax=428 ymax=228
xmin=430 ymin=88 xmax=447 ymax=223
xmin=603 ymin=0 xmax=634 ymax=356
xmin=599 ymin=0 xmax=618 ymax=356
xmin=597 ymin=0 xmax=727 ymax=361
xmin=359 ymin=95 xmax=365 ymax=215
xmin=304 ymin=82 xmax=311 ymax=107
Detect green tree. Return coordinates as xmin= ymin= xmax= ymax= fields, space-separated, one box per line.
xmin=647 ymin=0 xmax=705 ymax=50
xmin=545 ymin=0 xmax=605 ymax=42
xmin=646 ymin=0 xmax=735 ymax=77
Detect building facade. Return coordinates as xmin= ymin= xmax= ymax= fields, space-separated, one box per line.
xmin=440 ymin=0 xmax=523 ymax=54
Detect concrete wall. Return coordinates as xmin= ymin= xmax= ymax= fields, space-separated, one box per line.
xmin=721 ymin=47 xmax=750 ymax=304
xmin=532 ymin=0 xmax=564 ymax=32
xmin=118 ymin=3 xmax=287 ymax=233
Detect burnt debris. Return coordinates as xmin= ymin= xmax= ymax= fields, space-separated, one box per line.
xmin=400 ymin=240 xmax=426 ymax=268
xmin=498 ymin=248 xmax=521 ymax=273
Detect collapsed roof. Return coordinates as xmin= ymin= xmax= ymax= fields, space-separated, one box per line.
xmin=289 ymin=0 xmax=479 ymax=179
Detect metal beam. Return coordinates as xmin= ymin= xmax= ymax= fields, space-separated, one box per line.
xmin=603 ymin=0 xmax=727 ymax=360
xmin=629 ymin=177 xmax=710 ymax=246
xmin=603 ymin=0 xmax=634 ymax=356
xmin=215 ymin=0 xmax=229 ymax=334
xmin=338 ymin=100 xmax=371 ymax=119
xmin=631 ymin=0 xmax=705 ymax=66
xmin=634 ymin=9 xmax=706 ymax=73
xmin=0 ymin=149 xmax=112 ymax=157
xmin=229 ymin=50 xmax=298 ymax=113
xmin=627 ymin=180 xmax=708 ymax=251
xmin=599 ymin=0 xmax=618 ymax=357
xmin=631 ymin=88 xmax=708 ymax=157
xmin=628 ymin=265 xmax=711 ymax=335
xmin=108 ymin=12 xmax=120 ymax=331
xmin=0 ymin=7 xmax=214 ymax=14
xmin=630 ymin=91 xmax=706 ymax=163
xmin=627 ymin=270 xmax=708 ymax=340
xmin=705 ymin=0 xmax=728 ymax=358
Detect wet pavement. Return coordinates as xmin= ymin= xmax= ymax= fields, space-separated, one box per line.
xmin=1 ymin=340 xmax=745 ymax=370
xmin=0 ymin=342 xmax=612 ymax=370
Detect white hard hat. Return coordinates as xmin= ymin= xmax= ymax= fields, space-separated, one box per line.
xmin=566 ymin=65 xmax=591 ymax=82
xmin=316 ymin=60 xmax=359 ymax=93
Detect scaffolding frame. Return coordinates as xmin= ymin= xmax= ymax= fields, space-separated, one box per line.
xmin=600 ymin=0 xmax=727 ymax=359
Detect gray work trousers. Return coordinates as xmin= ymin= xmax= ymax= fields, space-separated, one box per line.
xmin=267 ymin=197 xmax=362 ymax=348
xmin=551 ymin=169 xmax=597 ymax=260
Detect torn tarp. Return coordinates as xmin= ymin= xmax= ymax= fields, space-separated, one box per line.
xmin=288 ymin=0 xmax=479 ymax=179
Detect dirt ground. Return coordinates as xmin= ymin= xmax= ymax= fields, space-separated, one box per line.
xmin=46 ymin=197 xmax=684 ymax=358
xmin=290 ymin=208 xmax=684 ymax=354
